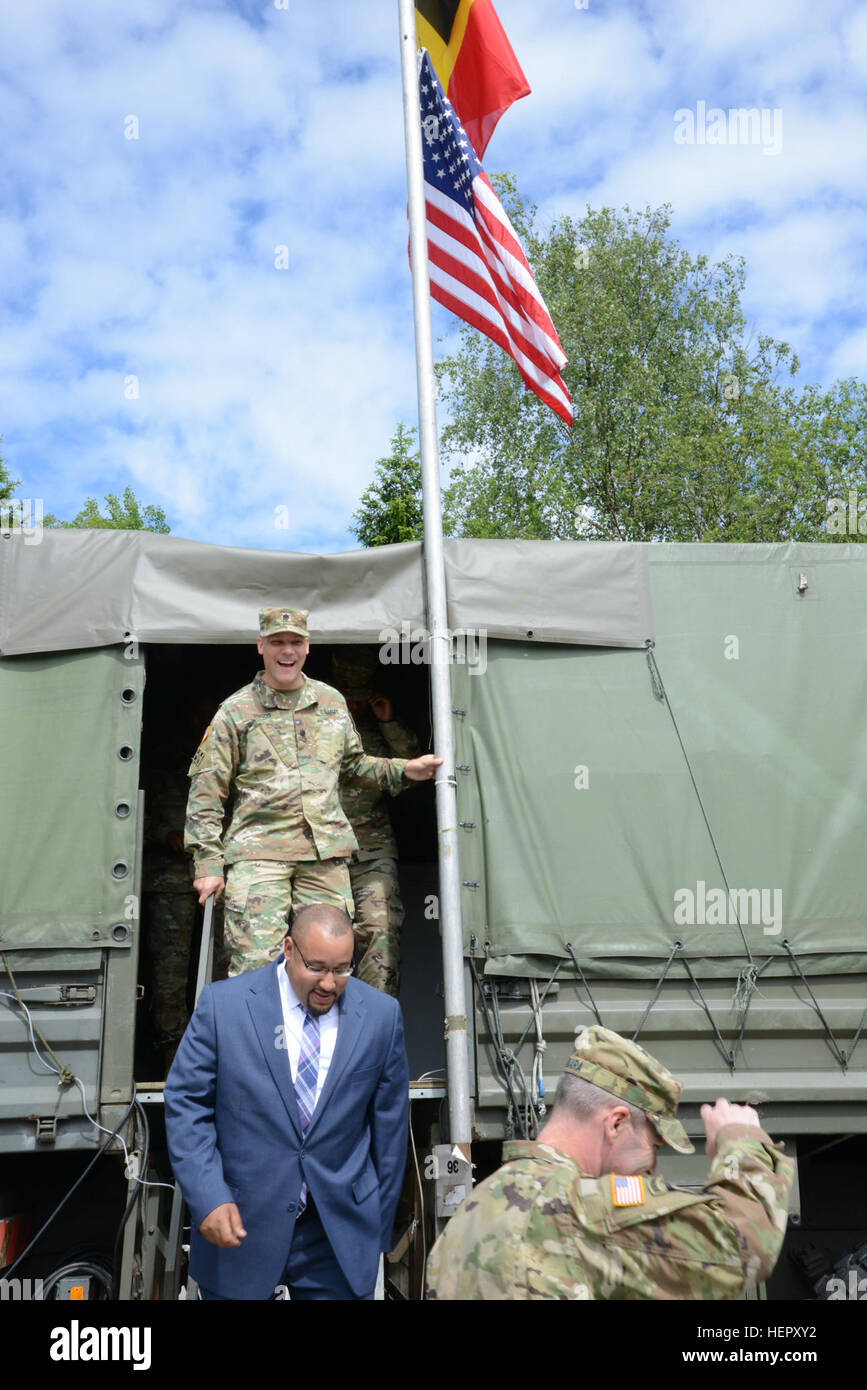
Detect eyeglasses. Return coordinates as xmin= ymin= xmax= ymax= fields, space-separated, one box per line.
xmin=291 ymin=940 xmax=354 ymax=978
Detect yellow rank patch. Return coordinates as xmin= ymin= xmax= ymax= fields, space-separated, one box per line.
xmin=611 ymin=1173 xmax=645 ymax=1207
xmin=197 ymin=724 xmax=211 ymax=746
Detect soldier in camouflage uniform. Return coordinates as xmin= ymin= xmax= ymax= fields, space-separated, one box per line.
xmin=185 ymin=608 xmax=441 ymax=976
xmin=331 ymin=648 xmax=420 ymax=997
xmin=426 ymin=1025 xmax=794 ymax=1300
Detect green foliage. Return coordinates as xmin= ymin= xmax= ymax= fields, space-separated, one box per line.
xmin=426 ymin=190 xmax=867 ymax=544
xmin=350 ymin=424 xmax=424 ymax=547
xmin=0 ymin=441 xmax=19 ymax=505
xmin=44 ymin=486 xmax=170 ymax=533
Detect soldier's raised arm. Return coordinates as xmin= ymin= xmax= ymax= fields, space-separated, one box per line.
xmin=577 ymin=1098 xmax=794 ymax=1300
xmin=368 ymin=694 xmax=421 ymax=762
xmin=687 ymin=1102 xmax=794 ymax=1290
xmin=426 ymin=1028 xmax=795 ymax=1301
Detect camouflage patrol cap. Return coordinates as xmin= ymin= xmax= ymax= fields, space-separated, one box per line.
xmin=564 ymin=1025 xmax=694 ymax=1154
xmin=259 ymin=607 xmax=309 ymax=639
xmin=331 ymin=645 xmax=376 ymax=697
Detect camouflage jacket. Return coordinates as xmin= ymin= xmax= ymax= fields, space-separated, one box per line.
xmin=185 ymin=673 xmax=409 ymax=878
xmin=341 ymin=713 xmax=419 ymax=862
xmin=425 ymin=1126 xmax=794 ymax=1300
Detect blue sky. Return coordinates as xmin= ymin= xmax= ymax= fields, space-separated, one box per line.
xmin=1 ymin=0 xmax=865 ymax=551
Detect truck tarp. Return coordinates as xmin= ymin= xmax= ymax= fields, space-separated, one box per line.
xmin=0 ymin=531 xmax=652 ymax=653
xmin=454 ymin=544 xmax=867 ymax=979
xmin=1 ymin=535 xmax=864 ymax=979
xmin=0 ymin=647 xmax=142 ymax=947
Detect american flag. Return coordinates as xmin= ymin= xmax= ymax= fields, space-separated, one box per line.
xmin=611 ymin=1173 xmax=645 ymax=1207
xmin=417 ymin=50 xmax=572 ymax=426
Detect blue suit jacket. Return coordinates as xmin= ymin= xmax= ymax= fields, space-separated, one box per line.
xmin=164 ymin=965 xmax=410 ymax=1299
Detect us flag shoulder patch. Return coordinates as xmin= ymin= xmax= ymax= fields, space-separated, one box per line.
xmin=611 ymin=1174 xmax=645 ymax=1207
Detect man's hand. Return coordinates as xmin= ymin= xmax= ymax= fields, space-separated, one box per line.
xmin=193 ymin=875 xmax=225 ymax=905
xmin=368 ymin=692 xmax=392 ymax=722
xmin=404 ymin=754 xmax=443 ymax=781
xmin=702 ymin=1098 xmax=762 ymax=1158
xmin=199 ymin=1202 xmax=247 ymax=1248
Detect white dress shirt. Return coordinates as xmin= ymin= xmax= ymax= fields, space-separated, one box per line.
xmin=276 ymin=960 xmax=339 ymax=1109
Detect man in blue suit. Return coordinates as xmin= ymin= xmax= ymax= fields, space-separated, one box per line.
xmin=164 ymin=903 xmax=410 ymax=1300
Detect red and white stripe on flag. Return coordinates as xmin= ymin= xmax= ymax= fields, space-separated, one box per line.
xmin=415 ymin=49 xmax=572 ymax=426
xmin=425 ymin=175 xmax=572 ymax=424
xmin=611 ymin=1173 xmax=645 ymax=1207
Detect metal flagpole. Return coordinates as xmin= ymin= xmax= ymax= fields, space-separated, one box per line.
xmin=396 ymin=0 xmax=472 ymax=1150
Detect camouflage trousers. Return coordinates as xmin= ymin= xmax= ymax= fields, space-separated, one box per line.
xmin=142 ymin=891 xmax=227 ymax=1047
xmin=223 ymin=858 xmax=354 ymax=976
xmin=350 ymin=856 xmax=404 ymax=998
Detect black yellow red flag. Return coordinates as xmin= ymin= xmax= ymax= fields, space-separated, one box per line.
xmin=414 ymin=0 xmax=530 ymax=158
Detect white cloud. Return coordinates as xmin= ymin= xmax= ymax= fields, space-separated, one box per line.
xmin=648 ymin=0 xmax=847 ymax=68
xmin=829 ymin=326 xmax=867 ymax=380
xmin=0 ymin=0 xmax=865 ymax=549
xmin=708 ymin=208 xmax=867 ymax=319
xmin=846 ymin=6 xmax=867 ymax=77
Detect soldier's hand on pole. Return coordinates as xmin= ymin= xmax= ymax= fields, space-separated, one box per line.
xmin=193 ymin=875 xmax=225 ymax=905
xmin=701 ymin=1098 xmax=761 ymax=1158
xmin=404 ymin=754 xmax=443 ymax=781
xmin=199 ymin=1202 xmax=247 ymax=1248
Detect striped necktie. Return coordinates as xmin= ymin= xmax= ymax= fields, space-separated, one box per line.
xmin=295 ymin=1010 xmax=320 ymax=1212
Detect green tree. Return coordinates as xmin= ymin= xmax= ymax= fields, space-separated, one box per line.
xmin=350 ymin=424 xmax=424 ymax=546
xmin=44 ymin=486 xmax=170 ymax=533
xmin=431 ymin=187 xmax=867 ymax=543
xmin=0 ymin=441 xmax=20 ymax=511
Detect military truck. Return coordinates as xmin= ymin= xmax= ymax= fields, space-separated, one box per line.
xmin=1 ymin=529 xmax=865 ymax=1300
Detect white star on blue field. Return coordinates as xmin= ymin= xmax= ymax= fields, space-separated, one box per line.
xmin=1 ymin=0 xmax=864 ymax=551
